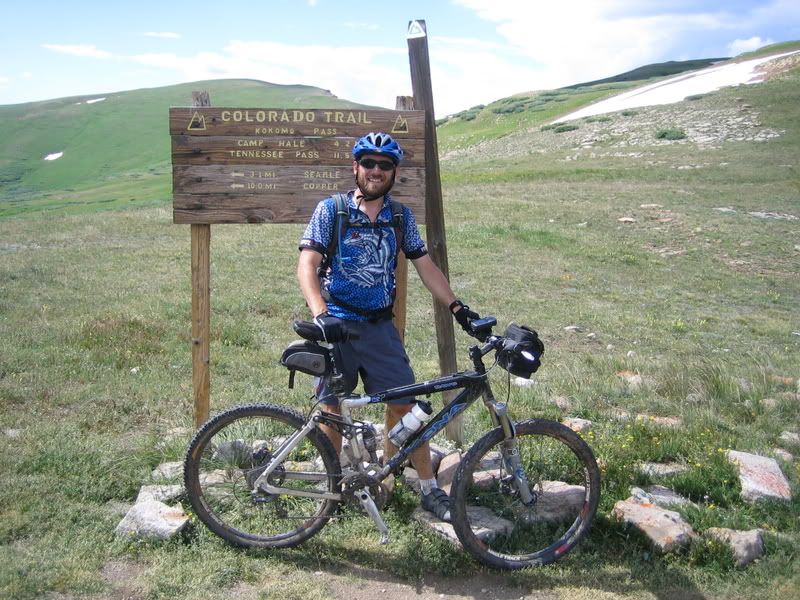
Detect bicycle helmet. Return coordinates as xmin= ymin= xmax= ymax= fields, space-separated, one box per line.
xmin=352 ymin=132 xmax=404 ymax=164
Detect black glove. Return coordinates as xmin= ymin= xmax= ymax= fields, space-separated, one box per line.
xmin=450 ymin=300 xmax=480 ymax=333
xmin=313 ymin=312 xmax=348 ymax=343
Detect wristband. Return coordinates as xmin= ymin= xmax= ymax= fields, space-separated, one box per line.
xmin=449 ymin=300 xmax=464 ymax=313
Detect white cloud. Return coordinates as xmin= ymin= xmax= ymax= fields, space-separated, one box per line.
xmin=451 ymin=1 xmax=728 ymax=89
xmin=22 ymin=72 xmax=33 ymax=79
xmin=727 ymin=36 xmax=775 ymax=55
xmin=130 ymin=40 xmax=409 ymax=110
xmin=42 ymin=44 xmax=113 ymax=59
xmin=143 ymin=32 xmax=181 ymax=39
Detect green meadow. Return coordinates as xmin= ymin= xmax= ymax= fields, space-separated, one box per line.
xmin=1 ymin=52 xmax=799 ymax=599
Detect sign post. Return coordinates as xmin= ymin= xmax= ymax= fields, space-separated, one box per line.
xmin=406 ymin=20 xmax=462 ymax=443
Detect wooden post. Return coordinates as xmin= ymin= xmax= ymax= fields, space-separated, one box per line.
xmin=406 ymin=20 xmax=462 ymax=444
xmin=191 ymin=91 xmax=211 ymax=428
xmin=392 ymin=95 xmax=414 ymax=343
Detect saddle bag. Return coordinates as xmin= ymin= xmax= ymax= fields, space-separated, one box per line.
xmin=280 ymin=341 xmax=332 ymax=387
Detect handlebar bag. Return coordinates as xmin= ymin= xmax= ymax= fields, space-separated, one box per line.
xmin=498 ymin=323 xmax=544 ymax=378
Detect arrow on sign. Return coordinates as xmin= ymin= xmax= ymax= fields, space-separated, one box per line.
xmin=231 ymin=183 xmax=245 ymax=189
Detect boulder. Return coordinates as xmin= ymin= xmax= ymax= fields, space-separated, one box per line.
xmin=115 ymin=500 xmax=189 ymax=540
xmin=726 ymin=450 xmax=792 ymax=502
xmin=612 ymin=498 xmax=696 ymax=552
xmin=704 ymin=527 xmax=764 ymax=567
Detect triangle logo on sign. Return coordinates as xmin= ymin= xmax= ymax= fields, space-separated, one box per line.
xmin=391 ymin=115 xmax=409 ymax=134
xmin=407 ymin=20 xmax=426 ymax=39
xmin=187 ymin=111 xmax=207 ymax=131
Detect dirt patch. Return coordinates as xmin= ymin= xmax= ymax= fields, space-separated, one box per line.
xmin=98 ymin=559 xmax=147 ymax=600
xmin=320 ymin=565 xmax=558 ymax=600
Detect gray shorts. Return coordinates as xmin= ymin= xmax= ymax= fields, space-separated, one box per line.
xmin=317 ymin=319 xmax=416 ymax=406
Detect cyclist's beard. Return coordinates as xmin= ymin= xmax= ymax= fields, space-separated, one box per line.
xmin=355 ymin=170 xmax=395 ymax=201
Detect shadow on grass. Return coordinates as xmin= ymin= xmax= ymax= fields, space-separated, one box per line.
xmin=238 ymin=513 xmax=709 ymax=600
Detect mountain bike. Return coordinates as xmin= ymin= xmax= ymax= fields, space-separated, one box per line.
xmin=183 ymin=317 xmax=600 ymax=569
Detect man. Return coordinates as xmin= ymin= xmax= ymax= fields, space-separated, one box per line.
xmin=297 ymin=131 xmax=479 ymax=522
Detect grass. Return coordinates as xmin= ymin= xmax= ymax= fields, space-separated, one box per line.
xmin=1 ymin=63 xmax=799 ymax=600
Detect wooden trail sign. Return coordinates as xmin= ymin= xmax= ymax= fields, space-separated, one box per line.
xmin=170 ymin=107 xmax=427 ymax=224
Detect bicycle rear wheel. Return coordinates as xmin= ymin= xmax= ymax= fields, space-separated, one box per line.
xmin=184 ymin=403 xmax=341 ymax=549
xmin=450 ymin=419 xmax=600 ymax=569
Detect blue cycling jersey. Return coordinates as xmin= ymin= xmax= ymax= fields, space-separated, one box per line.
xmin=299 ymin=192 xmax=427 ymax=320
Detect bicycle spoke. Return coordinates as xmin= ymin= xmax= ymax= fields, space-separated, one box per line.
xmin=451 ymin=420 xmax=599 ymax=568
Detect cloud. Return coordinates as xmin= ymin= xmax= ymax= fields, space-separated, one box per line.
xmin=727 ymin=36 xmax=776 ymax=55
xmin=130 ymin=40 xmax=409 ymax=110
xmin=143 ymin=32 xmax=181 ymax=39
xmin=42 ymin=44 xmax=113 ymax=59
xmin=22 ymin=72 xmax=33 ymax=79
xmin=452 ymin=1 xmax=729 ymax=87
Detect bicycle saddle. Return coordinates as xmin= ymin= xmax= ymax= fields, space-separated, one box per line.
xmin=293 ymin=320 xmax=325 ymax=342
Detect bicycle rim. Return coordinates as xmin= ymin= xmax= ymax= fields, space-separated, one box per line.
xmin=184 ymin=403 xmax=340 ymax=549
xmin=451 ymin=419 xmax=600 ymax=569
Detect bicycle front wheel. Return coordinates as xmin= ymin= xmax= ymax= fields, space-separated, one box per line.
xmin=184 ymin=403 xmax=340 ymax=549
xmin=450 ymin=419 xmax=600 ymax=569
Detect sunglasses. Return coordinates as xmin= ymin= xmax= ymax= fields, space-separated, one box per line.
xmin=357 ymin=157 xmax=396 ymax=171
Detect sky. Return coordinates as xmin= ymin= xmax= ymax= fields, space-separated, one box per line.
xmin=1 ymin=1 xmax=798 ymax=117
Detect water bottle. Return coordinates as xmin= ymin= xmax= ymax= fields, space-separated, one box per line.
xmin=388 ymin=401 xmax=433 ymax=447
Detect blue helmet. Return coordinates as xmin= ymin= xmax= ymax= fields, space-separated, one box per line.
xmin=352 ymin=132 xmax=404 ymax=164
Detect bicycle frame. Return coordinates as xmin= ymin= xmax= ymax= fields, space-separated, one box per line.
xmin=253 ymin=369 xmax=488 ymax=500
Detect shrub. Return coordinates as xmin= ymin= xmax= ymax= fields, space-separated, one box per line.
xmin=621 ymin=110 xmax=639 ymax=117
xmin=554 ymin=124 xmax=579 ymax=133
xmin=655 ymin=127 xmax=687 ymax=140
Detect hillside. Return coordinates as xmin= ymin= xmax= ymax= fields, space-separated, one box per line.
xmin=0 ymin=79 xmax=364 ymax=217
xmin=1 ymin=45 xmax=798 ymax=218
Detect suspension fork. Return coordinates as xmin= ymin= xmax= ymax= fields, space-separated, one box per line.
xmin=482 ymin=385 xmax=535 ymax=505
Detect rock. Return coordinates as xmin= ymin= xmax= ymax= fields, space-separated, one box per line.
xmin=773 ymin=448 xmax=794 ymax=462
xmin=512 ymin=377 xmax=538 ymax=388
xmin=617 ymin=370 xmax=643 ymax=390
xmin=637 ymin=462 xmax=690 ymax=477
xmin=3 ymin=428 xmax=22 ymax=438
xmin=151 ymin=461 xmax=183 ymax=481
xmin=760 ymin=397 xmax=779 ymax=410
xmin=618 ymin=217 xmax=636 ymax=223
xmin=612 ymin=498 xmax=696 ymax=552
xmin=115 ymin=500 xmax=189 ymax=540
xmin=779 ymin=431 xmax=800 ymax=446
xmin=412 ymin=505 xmax=513 ymax=547
xmin=635 ymin=414 xmax=682 ymax=428
xmin=643 ymin=485 xmax=698 ymax=508
xmin=626 ymin=350 xmax=637 ymax=359
xmin=704 ymin=528 xmax=764 ymax=567
xmin=726 ymin=450 xmax=792 ymax=502
xmin=136 ymin=485 xmax=183 ymax=504
xmin=564 ymin=325 xmax=584 ymax=333
xmin=686 ymin=392 xmax=705 ymax=404
xmin=640 ymin=204 xmax=663 ymax=209
xmin=562 ymin=417 xmax=593 ymax=433
xmin=552 ymin=396 xmax=573 ymax=411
